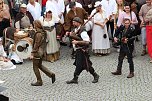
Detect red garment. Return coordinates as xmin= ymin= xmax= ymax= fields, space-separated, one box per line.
xmin=146 ymin=26 xmax=152 ymax=58
xmin=42 ymin=0 xmax=47 ymax=7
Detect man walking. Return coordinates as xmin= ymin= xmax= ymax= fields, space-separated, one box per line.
xmin=31 ymin=20 xmax=55 ymax=86
xmin=66 ymin=17 xmax=99 ymax=84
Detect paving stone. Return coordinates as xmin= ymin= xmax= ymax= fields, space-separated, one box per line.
xmin=0 ymin=41 xmax=152 ymax=101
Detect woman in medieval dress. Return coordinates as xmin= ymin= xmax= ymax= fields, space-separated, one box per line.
xmin=39 ymin=9 xmax=60 ymax=62
xmin=92 ymin=2 xmax=110 ymax=56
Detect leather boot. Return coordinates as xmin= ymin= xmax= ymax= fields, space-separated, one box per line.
xmin=39 ymin=65 xmax=56 ymax=84
xmin=51 ymin=74 xmax=56 ymax=84
xmin=127 ymin=72 xmax=134 ymax=78
xmin=111 ymin=70 xmax=122 ymax=75
xmin=66 ymin=75 xmax=78 ymax=84
xmin=92 ymin=72 xmax=99 ymax=83
xmin=31 ymin=81 xmax=43 ymax=86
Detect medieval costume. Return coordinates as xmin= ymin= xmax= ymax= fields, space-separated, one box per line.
xmin=64 ymin=2 xmax=88 ymax=58
xmin=46 ymin=0 xmax=65 ymax=45
xmin=7 ymin=44 xmax=23 ymax=65
xmin=31 ymin=20 xmax=55 ymax=86
xmin=14 ymin=4 xmax=34 ymax=29
xmin=66 ymin=17 xmax=99 ymax=84
xmin=39 ymin=10 xmax=60 ymax=62
xmin=0 ymin=38 xmax=16 ymax=70
xmin=92 ymin=2 xmax=110 ymax=55
xmin=101 ymin=0 xmax=117 ymax=39
xmin=64 ymin=2 xmax=88 ymax=32
xmin=66 ymin=1 xmax=82 ymax=13
xmin=76 ymin=0 xmax=100 ymax=14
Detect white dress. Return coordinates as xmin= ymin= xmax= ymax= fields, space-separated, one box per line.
xmin=54 ymin=0 xmax=65 ymax=24
xmin=92 ymin=12 xmax=110 ymax=54
xmin=39 ymin=16 xmax=59 ymax=54
xmin=0 ymin=45 xmax=16 ymax=70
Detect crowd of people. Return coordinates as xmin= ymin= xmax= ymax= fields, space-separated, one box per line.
xmin=0 ymin=0 xmax=152 ymax=86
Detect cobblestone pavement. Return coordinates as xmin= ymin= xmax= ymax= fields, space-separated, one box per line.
xmin=0 ymin=41 xmax=152 ymax=101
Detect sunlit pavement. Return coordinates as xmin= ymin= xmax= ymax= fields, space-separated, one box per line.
xmin=0 ymin=41 xmax=152 ymax=101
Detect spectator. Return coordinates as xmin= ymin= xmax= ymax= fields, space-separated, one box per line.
xmin=101 ymin=0 xmax=117 ymax=40
xmin=14 ymin=3 xmax=34 ymax=30
xmin=27 ymin=0 xmax=41 ymax=20
xmin=46 ymin=0 xmax=66 ymax=45
xmin=130 ymin=1 xmax=141 ymax=41
xmin=0 ymin=38 xmax=16 ymax=70
xmin=139 ymin=0 xmax=152 ymax=56
xmin=0 ymin=0 xmax=11 ymax=37
xmin=64 ymin=1 xmax=88 ymax=32
xmin=8 ymin=44 xmax=23 ymax=65
xmin=115 ymin=0 xmax=124 ymax=29
xmin=92 ymin=1 xmax=110 ymax=56
xmin=117 ymin=3 xmax=138 ymax=27
xmin=8 ymin=0 xmax=28 ymax=18
xmin=76 ymin=0 xmax=100 ymax=14
xmin=136 ymin=0 xmax=146 ymax=9
xmin=42 ymin=0 xmax=47 ymax=16
xmin=39 ymin=9 xmax=60 ymax=62
xmin=66 ymin=0 xmax=82 ymax=13
xmin=145 ymin=8 xmax=152 ymax=63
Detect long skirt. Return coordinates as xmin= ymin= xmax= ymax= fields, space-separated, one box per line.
xmin=45 ymin=29 xmax=60 ymax=62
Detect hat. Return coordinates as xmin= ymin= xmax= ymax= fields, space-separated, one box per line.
xmin=94 ymin=1 xmax=102 ymax=7
xmin=45 ymin=9 xmax=52 ymax=13
xmin=0 ymin=37 xmax=2 ymax=41
xmin=20 ymin=4 xmax=27 ymax=8
xmin=44 ymin=9 xmax=52 ymax=15
xmin=73 ymin=17 xmax=82 ymax=24
xmin=69 ymin=2 xmax=76 ymax=8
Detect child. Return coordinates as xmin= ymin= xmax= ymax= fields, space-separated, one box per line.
xmin=8 ymin=44 xmax=23 ymax=65
xmin=0 ymin=38 xmax=16 ymax=70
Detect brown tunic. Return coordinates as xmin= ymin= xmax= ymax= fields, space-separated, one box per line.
xmin=32 ymin=29 xmax=47 ymax=58
xmin=64 ymin=7 xmax=88 ymax=31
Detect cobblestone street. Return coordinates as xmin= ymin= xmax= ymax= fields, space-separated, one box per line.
xmin=0 ymin=41 xmax=152 ymax=101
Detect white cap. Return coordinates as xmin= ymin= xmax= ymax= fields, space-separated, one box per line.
xmin=94 ymin=1 xmax=102 ymax=7
xmin=45 ymin=9 xmax=52 ymax=13
xmin=20 ymin=4 xmax=27 ymax=8
xmin=44 ymin=9 xmax=52 ymax=15
xmin=0 ymin=37 xmax=2 ymax=41
xmin=9 ymin=44 xmax=14 ymax=50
